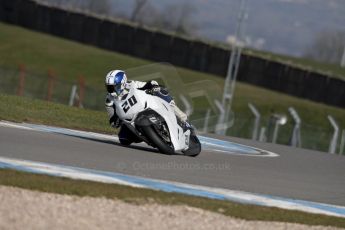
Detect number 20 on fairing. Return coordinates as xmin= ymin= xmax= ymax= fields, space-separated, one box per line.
xmin=121 ymin=95 xmax=138 ymax=113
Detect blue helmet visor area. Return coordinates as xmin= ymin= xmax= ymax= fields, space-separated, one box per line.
xmin=106 ymin=84 xmax=123 ymax=96
xmin=114 ymin=72 xmax=125 ymax=95
xmin=115 ymin=84 xmax=123 ymax=95
xmin=115 ymin=72 xmax=125 ymax=83
xmin=106 ymin=71 xmax=125 ymax=95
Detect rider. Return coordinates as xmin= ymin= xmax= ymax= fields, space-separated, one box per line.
xmin=105 ymin=69 xmax=188 ymax=145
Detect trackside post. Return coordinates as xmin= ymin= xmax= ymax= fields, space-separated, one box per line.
xmin=46 ymin=69 xmax=55 ymax=101
xmin=78 ymin=76 xmax=85 ymax=108
xmin=327 ymin=115 xmax=339 ymax=154
xmin=248 ymin=103 xmax=260 ymax=141
xmin=17 ymin=64 xmax=26 ymax=96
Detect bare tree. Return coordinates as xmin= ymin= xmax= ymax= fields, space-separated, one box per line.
xmin=36 ymin=0 xmax=198 ymax=36
xmin=130 ymin=0 xmax=149 ymax=22
xmin=36 ymin=0 xmax=111 ymax=14
xmin=304 ymin=30 xmax=345 ymax=64
xmin=87 ymin=0 xmax=110 ymax=15
xmin=172 ymin=3 xmax=198 ymax=35
xmin=150 ymin=3 xmax=198 ymax=36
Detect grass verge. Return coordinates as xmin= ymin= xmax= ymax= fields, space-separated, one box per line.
xmin=2 ymin=86 xmax=345 ymax=152
xmin=0 ymin=93 xmax=112 ymax=134
xmin=0 ymin=168 xmax=344 ymax=228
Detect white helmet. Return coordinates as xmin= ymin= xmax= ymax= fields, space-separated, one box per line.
xmin=105 ymin=70 xmax=127 ymax=96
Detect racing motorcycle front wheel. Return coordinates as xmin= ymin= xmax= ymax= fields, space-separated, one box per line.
xmin=141 ymin=125 xmax=175 ymax=155
xmin=182 ymin=134 xmax=201 ymax=157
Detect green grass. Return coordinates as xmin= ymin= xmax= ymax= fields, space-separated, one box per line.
xmin=234 ymin=83 xmax=345 ymax=127
xmin=0 ymin=91 xmax=343 ymax=153
xmin=1 ymin=168 xmax=345 ymax=228
xmin=0 ymin=93 xmax=112 ymax=133
xmin=1 ymin=22 xmax=345 ymax=151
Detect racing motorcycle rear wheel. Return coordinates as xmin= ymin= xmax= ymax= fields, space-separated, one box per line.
xmin=141 ymin=125 xmax=175 ymax=155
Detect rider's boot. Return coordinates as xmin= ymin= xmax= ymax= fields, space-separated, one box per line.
xmin=170 ymin=101 xmax=187 ymax=122
xmin=169 ymin=100 xmax=196 ymax=134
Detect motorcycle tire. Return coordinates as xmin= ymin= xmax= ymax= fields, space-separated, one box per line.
xmin=182 ymin=134 xmax=201 ymax=157
xmin=141 ymin=126 xmax=175 ymax=155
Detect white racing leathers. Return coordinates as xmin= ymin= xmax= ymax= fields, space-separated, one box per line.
xmin=105 ymin=80 xmax=187 ymax=125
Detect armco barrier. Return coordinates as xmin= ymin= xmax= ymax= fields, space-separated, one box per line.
xmin=303 ymin=72 xmax=327 ymax=101
xmin=50 ymin=7 xmax=68 ymax=37
xmin=188 ymin=41 xmax=210 ymax=72
xmin=132 ymin=27 xmax=153 ymax=59
xmin=35 ymin=4 xmax=51 ymax=33
xmin=207 ymin=46 xmax=229 ymax=75
xmin=238 ymin=56 xmax=268 ymax=85
xmin=65 ymin=12 xmax=84 ymax=42
xmin=0 ymin=1 xmax=4 ymax=21
xmin=247 ymin=56 xmax=267 ymax=76
xmin=98 ymin=19 xmax=116 ymax=50
xmin=170 ymin=37 xmax=191 ymax=66
xmin=82 ymin=16 xmax=101 ymax=46
xmin=150 ymin=32 xmax=173 ymax=62
xmin=114 ymin=23 xmax=135 ymax=54
xmin=1 ymin=0 xmax=344 ymax=108
xmin=286 ymin=67 xmax=309 ymax=98
xmin=326 ymin=78 xmax=345 ymax=106
xmin=17 ymin=0 xmax=36 ymax=29
xmin=1 ymin=0 xmax=21 ymax=24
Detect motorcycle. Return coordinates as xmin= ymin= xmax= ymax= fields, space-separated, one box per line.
xmin=113 ymin=84 xmax=201 ymax=157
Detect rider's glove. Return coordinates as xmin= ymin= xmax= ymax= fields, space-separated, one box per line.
xmin=146 ymin=86 xmax=160 ymax=95
xmin=152 ymin=86 xmax=160 ymax=92
xmin=150 ymin=80 xmax=159 ymax=86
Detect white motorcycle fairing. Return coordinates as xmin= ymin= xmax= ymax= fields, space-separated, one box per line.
xmin=113 ymin=85 xmax=190 ymax=152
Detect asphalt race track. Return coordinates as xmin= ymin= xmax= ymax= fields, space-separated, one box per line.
xmin=1 ymin=124 xmax=345 ymax=206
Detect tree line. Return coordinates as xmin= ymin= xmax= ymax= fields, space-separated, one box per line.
xmin=35 ymin=0 xmax=198 ymax=36
xmin=35 ymin=0 xmax=345 ymax=65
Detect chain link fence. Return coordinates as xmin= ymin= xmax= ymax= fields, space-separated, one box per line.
xmin=0 ymin=65 xmax=106 ymax=110
xmin=222 ymin=114 xmax=338 ymax=153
